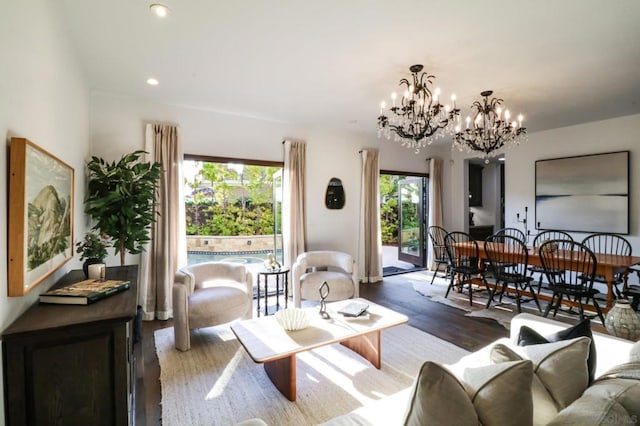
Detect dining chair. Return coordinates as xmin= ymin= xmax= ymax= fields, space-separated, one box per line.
xmin=624 ymin=266 xmax=640 ymax=309
xmin=485 ymin=227 xmax=526 ymax=272
xmin=528 ymin=230 xmax=574 ymax=293
xmin=494 ymin=227 xmax=526 ymax=243
xmin=624 ymin=284 xmax=640 ymax=310
xmin=539 ymin=239 xmax=605 ymax=325
xmin=443 ymin=231 xmax=483 ymax=306
xmin=427 ymin=225 xmax=450 ymax=285
xmin=582 ymin=233 xmax=632 ymax=298
xmin=484 ymin=234 xmax=541 ymax=313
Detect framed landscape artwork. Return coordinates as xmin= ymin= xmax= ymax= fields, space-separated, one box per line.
xmin=535 ymin=151 xmax=629 ymax=234
xmin=8 ymin=138 xmax=75 ymax=296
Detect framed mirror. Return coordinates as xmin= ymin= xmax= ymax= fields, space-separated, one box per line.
xmin=325 ymin=177 xmax=345 ymax=209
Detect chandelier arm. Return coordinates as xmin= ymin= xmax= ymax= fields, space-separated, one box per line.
xmin=456 ymin=133 xmax=505 ymax=155
xmin=471 ymin=100 xmax=483 ymax=110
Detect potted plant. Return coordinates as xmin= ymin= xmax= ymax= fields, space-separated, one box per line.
xmin=84 ymin=150 xmax=162 ymax=266
xmin=76 ymin=230 xmax=111 ymax=277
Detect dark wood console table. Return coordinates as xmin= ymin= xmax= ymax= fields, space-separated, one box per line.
xmin=2 ymin=265 xmax=139 ymax=426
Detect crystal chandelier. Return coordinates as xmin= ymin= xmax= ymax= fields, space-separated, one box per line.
xmin=377 ymin=65 xmax=460 ymax=153
xmin=453 ymin=90 xmax=527 ymax=162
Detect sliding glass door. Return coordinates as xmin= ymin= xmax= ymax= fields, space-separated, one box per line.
xmin=398 ymin=177 xmax=427 ymax=266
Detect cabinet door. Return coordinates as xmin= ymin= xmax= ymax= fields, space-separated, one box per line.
xmin=4 ymin=322 xmax=132 ymax=426
xmin=469 ymin=164 xmax=483 ymax=207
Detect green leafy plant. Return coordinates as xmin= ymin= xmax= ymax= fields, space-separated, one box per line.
xmin=75 ymin=230 xmax=111 ymax=261
xmin=84 ymin=150 xmax=162 ymax=266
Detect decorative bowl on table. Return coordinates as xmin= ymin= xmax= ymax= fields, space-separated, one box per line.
xmin=275 ymin=308 xmax=311 ymax=331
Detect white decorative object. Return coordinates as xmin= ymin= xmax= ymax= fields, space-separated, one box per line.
xmin=264 ymin=252 xmax=281 ymax=272
xmin=87 ymin=263 xmax=106 ymax=280
xmin=605 ymin=300 xmax=640 ymax=341
xmin=275 ymin=308 xmax=311 ymax=331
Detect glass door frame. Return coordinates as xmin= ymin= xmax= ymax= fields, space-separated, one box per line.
xmin=380 ymin=169 xmax=429 ymax=269
xmin=272 ymin=168 xmax=283 ymax=264
xmin=398 ymin=176 xmax=428 ymax=266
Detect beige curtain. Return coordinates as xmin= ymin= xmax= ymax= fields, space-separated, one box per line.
xmin=140 ymin=123 xmax=187 ymax=321
xmin=428 ymin=157 xmax=444 ymax=270
xmin=359 ymin=149 xmax=383 ymax=283
xmin=282 ymin=140 xmax=307 ymax=269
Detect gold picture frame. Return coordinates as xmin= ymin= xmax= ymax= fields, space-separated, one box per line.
xmin=8 ymin=138 xmax=74 ymax=296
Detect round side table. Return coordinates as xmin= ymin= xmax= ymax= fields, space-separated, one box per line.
xmin=256 ymin=268 xmax=289 ymax=316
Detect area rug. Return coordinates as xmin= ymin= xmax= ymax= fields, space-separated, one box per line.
xmin=155 ymin=323 xmax=469 ymax=426
xmin=397 ymin=270 xmax=547 ymax=329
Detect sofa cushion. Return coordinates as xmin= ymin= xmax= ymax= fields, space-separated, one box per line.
xmin=548 ymin=362 xmax=640 ymax=426
xmin=188 ymin=285 xmax=249 ymax=328
xmin=491 ymin=337 xmax=590 ymax=426
xmin=403 ymin=360 xmax=533 ymax=426
xmin=517 ymin=318 xmax=597 ymax=383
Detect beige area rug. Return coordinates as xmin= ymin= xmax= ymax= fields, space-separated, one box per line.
xmin=155 ymin=323 xmax=469 ymax=426
xmin=398 ymin=270 xmax=548 ymax=329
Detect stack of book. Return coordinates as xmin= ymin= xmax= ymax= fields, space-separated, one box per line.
xmin=39 ymin=279 xmax=130 ymax=305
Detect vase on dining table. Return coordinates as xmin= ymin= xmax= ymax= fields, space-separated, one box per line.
xmin=605 ymin=299 xmax=640 ymax=341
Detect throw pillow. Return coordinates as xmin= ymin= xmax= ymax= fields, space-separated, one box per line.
xmin=491 ymin=337 xmax=590 ymax=424
xmin=548 ymin=362 xmax=640 ymax=426
xmin=403 ymin=360 xmax=533 ymax=426
xmin=517 ymin=319 xmax=597 ymax=384
xmin=630 ymin=341 xmax=640 ymax=363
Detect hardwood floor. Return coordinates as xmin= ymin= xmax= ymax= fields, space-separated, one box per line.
xmin=137 ymin=274 xmax=508 ymax=425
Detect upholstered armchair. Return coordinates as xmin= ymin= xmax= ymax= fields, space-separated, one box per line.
xmin=292 ymin=251 xmax=358 ymax=308
xmin=173 ymin=261 xmax=253 ymax=351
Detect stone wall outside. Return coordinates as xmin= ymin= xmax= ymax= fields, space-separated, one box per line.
xmin=187 ymin=235 xmax=282 ymax=253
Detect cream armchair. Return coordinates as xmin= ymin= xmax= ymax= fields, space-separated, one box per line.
xmin=173 ymin=261 xmax=253 ymax=351
xmin=292 ymin=250 xmax=358 ymax=308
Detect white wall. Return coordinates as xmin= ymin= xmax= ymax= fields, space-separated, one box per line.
xmin=0 ymin=1 xmax=90 ymax=423
xmin=505 ymin=114 xmax=640 ymax=251
xmin=90 ymin=92 xmax=453 ymax=263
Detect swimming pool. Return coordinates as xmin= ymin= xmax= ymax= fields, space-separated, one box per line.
xmin=187 ymin=250 xmax=281 ymax=265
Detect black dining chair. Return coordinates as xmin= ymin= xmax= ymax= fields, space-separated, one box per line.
xmin=427 ymin=225 xmax=450 ymax=285
xmin=582 ymin=233 xmax=632 ymax=298
xmin=443 ymin=231 xmax=483 ymax=306
xmin=494 ymin=227 xmax=526 ymax=243
xmin=485 ymin=227 xmax=527 ymax=272
xmin=539 ymin=239 xmax=605 ymax=324
xmin=484 ymin=234 xmax=541 ymax=313
xmin=529 ymin=230 xmax=574 ymax=294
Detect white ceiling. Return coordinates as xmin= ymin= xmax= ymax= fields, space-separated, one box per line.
xmin=58 ymin=0 xmax=640 ymax=138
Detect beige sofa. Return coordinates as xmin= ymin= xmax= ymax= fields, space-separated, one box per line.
xmin=326 ymin=313 xmax=640 ymax=425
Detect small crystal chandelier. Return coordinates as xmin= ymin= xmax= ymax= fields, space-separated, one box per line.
xmin=377 ymin=65 xmax=460 ymax=154
xmin=453 ymin=90 xmax=527 ymax=163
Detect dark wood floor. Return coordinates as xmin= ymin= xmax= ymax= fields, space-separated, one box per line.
xmin=136 ymin=275 xmax=509 ymax=426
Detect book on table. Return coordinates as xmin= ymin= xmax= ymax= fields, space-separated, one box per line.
xmin=338 ymin=301 xmax=370 ymax=317
xmin=39 ymin=279 xmax=131 ymax=305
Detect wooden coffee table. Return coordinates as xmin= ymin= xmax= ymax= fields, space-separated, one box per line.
xmin=230 ymin=298 xmax=408 ymax=401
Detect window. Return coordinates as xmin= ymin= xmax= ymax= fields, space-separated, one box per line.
xmin=183 ymin=156 xmax=283 ymax=267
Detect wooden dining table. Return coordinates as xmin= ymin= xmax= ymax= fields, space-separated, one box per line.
xmin=453 ymin=241 xmax=640 ymax=311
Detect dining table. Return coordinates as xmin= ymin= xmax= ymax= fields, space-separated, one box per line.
xmin=453 ymin=241 xmax=640 ymax=311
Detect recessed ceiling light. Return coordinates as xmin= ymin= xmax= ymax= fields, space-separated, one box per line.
xmin=150 ymin=3 xmax=170 ymax=18
xmin=146 ymin=77 xmax=159 ymax=86
xmin=498 ymin=157 xmax=506 ymax=161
